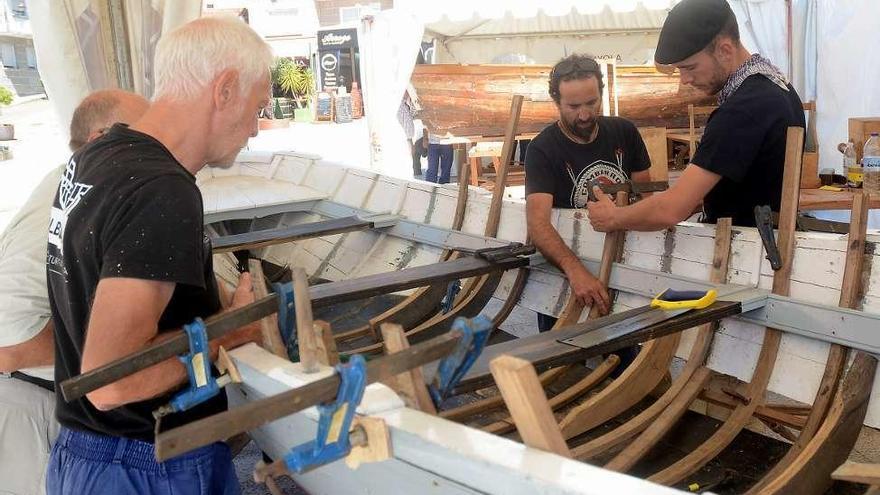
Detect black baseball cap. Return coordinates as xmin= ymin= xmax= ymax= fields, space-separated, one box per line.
xmin=655 ymin=0 xmax=737 ymax=65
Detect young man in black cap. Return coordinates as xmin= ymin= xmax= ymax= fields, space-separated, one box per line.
xmin=587 ymin=0 xmax=805 ymax=231
xmin=525 ymin=54 xmax=652 ymax=328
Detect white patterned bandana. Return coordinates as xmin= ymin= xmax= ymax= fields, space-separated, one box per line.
xmin=718 ymin=54 xmax=789 ymax=105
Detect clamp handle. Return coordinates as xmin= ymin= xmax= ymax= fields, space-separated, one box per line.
xmin=283 ymin=354 xmax=368 ymax=474
xmin=651 ymin=289 xmax=717 ymax=311
xmin=429 ymin=315 xmax=493 ymax=406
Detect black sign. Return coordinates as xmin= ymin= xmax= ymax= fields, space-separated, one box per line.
xmin=317 ymin=28 xmax=358 ymax=50
xmin=317 ymin=28 xmax=360 ymax=92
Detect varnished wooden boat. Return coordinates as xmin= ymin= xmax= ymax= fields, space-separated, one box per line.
xmin=195 ymin=145 xmax=880 ymax=494
xmin=411 ymin=64 xmax=716 ymax=137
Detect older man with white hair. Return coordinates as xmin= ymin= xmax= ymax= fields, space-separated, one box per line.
xmin=45 ymin=16 xmax=273 ymax=495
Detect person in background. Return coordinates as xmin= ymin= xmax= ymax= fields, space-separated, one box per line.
xmin=0 ymin=89 xmax=149 ymax=495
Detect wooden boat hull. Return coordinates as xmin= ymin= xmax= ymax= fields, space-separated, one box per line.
xmin=411 ymin=64 xmax=716 ymax=137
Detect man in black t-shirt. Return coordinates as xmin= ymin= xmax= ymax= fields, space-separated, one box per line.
xmin=45 ymin=17 xmax=273 ymax=495
xmin=587 ymin=0 xmax=804 ymax=232
xmin=526 ymin=54 xmax=651 ymax=327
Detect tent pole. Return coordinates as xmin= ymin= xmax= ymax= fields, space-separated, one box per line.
xmin=107 ymin=0 xmax=134 ymax=91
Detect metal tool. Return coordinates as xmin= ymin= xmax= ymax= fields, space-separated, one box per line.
xmin=440 ymin=280 xmax=462 ymax=313
xmin=153 ymin=319 xmax=240 ymax=419
xmin=428 ymin=315 xmax=492 ymax=406
xmin=451 ymin=242 xmax=536 ymax=262
xmin=560 ymin=288 xmax=716 ymax=351
xmin=755 ymin=205 xmax=783 ymax=270
xmin=586 ymin=179 xmax=670 ymax=202
xmin=282 ymin=354 xmax=368 ymax=474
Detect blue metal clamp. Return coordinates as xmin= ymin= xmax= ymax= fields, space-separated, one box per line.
xmin=163 ymin=318 xmax=222 ymax=415
xmin=272 ymin=281 xmax=296 ymax=345
xmin=283 ymin=354 xmax=368 ymax=474
xmin=429 ymin=315 xmax=492 ymax=406
xmin=440 ymin=279 xmax=462 ymax=314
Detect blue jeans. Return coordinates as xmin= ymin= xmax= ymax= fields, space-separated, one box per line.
xmin=426 ymin=143 xmax=453 ymax=184
xmin=47 ymin=427 xmax=240 ymax=495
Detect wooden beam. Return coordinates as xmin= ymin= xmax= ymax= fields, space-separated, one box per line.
xmin=293 ymin=268 xmax=319 ymax=373
xmin=489 ymin=355 xmax=571 ymax=457
xmin=484 ymin=94 xmax=524 ymax=238
xmin=380 ymin=323 xmax=437 ymax=414
xmin=832 ymin=462 xmax=880 ymax=486
xmin=248 ymin=260 xmax=288 ymax=359
xmin=213 ymin=216 xmax=373 ymax=253
xmin=313 ymin=320 xmax=339 ymax=367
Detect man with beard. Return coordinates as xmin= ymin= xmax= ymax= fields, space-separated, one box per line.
xmin=525 ymin=54 xmax=652 ymax=332
xmin=45 ymin=16 xmax=272 ymax=494
xmin=587 ymin=0 xmax=804 ymax=232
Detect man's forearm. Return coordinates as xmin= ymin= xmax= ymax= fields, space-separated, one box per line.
xmin=614 ymin=192 xmax=685 ymax=231
xmin=529 ymin=218 xmax=584 ymax=274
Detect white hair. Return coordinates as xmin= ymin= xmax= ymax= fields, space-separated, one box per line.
xmin=153 ymin=16 xmax=273 ymax=101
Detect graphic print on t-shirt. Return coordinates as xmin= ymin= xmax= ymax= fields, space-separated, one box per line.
xmin=47 ymin=158 xmax=92 ymax=272
xmin=566 ymin=156 xmax=628 ymax=208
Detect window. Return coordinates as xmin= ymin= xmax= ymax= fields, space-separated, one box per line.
xmin=25 ymin=45 xmax=35 ymax=68
xmin=339 ymin=3 xmax=380 ymax=24
xmin=0 ymin=43 xmax=16 ymax=69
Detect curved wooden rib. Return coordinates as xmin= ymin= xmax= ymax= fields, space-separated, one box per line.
xmin=647 ymin=127 xmax=803 ymax=486
xmin=440 ymin=368 xmax=560 ymax=422
xmin=343 ymin=270 xmax=506 ymax=356
xmin=605 ymin=366 xmax=712 ymax=472
xmin=571 ymin=218 xmax=733 ymax=462
xmin=558 ymin=331 xmax=682 ymax=439
xmin=747 ymin=190 xmax=872 ymax=495
xmin=336 ymin=159 xmax=474 ymax=345
xmin=482 ymin=354 xmax=621 ymax=435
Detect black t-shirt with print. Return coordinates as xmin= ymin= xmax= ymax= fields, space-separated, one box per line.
xmin=525 ymin=117 xmax=651 ymax=208
xmin=693 ymin=75 xmax=805 ymax=226
xmin=46 ymin=124 xmax=223 ymax=442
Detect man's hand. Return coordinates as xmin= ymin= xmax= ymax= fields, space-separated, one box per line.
xmin=586 ymin=186 xmax=619 ymax=232
xmin=229 ymin=272 xmax=254 ymax=310
xmin=563 ymin=260 xmax=611 ymax=316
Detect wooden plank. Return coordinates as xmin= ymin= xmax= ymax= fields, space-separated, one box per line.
xmin=605 ymin=367 xmax=712 ymax=472
xmin=155 ymin=329 xmax=470 ymax=461
xmin=749 ymin=190 xmax=875 ymax=495
xmin=647 ymin=127 xmax=803 ymax=486
xmin=439 ymin=370 xmax=560 ymax=422
xmin=489 ymin=355 xmax=571 ymax=457
xmin=572 ymin=218 xmax=733 ymax=461
xmin=380 ymin=323 xmax=437 ymax=414
xmin=313 ymin=320 xmax=339 ymax=367
xmin=483 ymin=355 xmax=620 ymax=436
xmin=832 ymin=462 xmax=880 ymax=485
xmin=213 ymin=216 xmax=372 ymax=253
xmin=293 ymin=267 xmax=319 ymax=373
xmin=334 ymin=284 xmax=446 ymax=344
xmin=799 ymin=189 xmax=880 ymax=211
xmin=638 ymin=127 xmax=668 ymax=182
xmin=248 ymin=260 xmax=287 ymax=359
xmin=697 ymin=389 xmax=807 ymax=430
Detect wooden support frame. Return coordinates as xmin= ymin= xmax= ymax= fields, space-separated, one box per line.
xmin=489 ymin=355 xmax=571 ymax=457
xmin=646 ymin=127 xmax=804 ymax=486
xmin=572 ymin=217 xmax=733 ymax=462
xmin=292 ymin=267 xmax=319 ymax=373
xmin=380 ymin=323 xmax=437 ymax=414
xmin=749 ymin=190 xmax=875 ymax=495
xmin=248 ymin=260 xmax=288 ymax=359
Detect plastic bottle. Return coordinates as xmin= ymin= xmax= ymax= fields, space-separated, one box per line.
xmin=844 ymin=140 xmax=861 ymax=188
xmin=863 ymin=133 xmax=880 ymax=193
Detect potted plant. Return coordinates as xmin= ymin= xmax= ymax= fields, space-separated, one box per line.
xmin=273 ymin=58 xmax=316 ymax=122
xmin=0 ymin=86 xmax=14 ymax=141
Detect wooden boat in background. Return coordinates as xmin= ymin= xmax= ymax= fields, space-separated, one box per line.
xmin=188 ymin=146 xmax=880 ymax=494
xmin=411 ymin=64 xmax=716 ymax=137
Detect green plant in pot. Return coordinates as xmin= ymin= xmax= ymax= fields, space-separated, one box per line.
xmin=0 ymin=86 xmax=14 ymax=141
